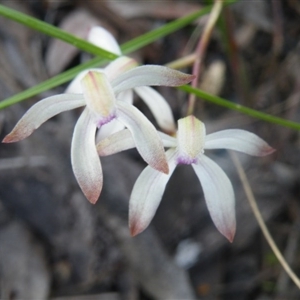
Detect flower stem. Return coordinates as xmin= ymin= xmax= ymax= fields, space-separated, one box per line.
xmin=165 ymin=53 xmax=197 ymax=69
xmin=186 ymin=0 xmax=223 ymax=116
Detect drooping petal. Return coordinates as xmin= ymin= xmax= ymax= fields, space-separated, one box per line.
xmin=111 ymin=65 xmax=195 ymax=94
xmin=97 ymin=129 xmax=177 ymax=156
xmin=129 ymin=149 xmax=177 ymax=236
xmin=192 ymin=155 xmax=236 ymax=242
xmin=88 ymin=26 xmax=122 ymax=55
xmin=81 ymin=71 xmax=116 ymax=125
xmin=116 ymin=101 xmax=169 ymax=174
xmin=134 ymin=86 xmax=176 ymax=133
xmin=176 ymin=116 xmax=205 ymax=164
xmin=65 ymin=68 xmax=103 ymax=94
xmin=104 ymin=56 xmax=138 ymax=81
xmin=71 ymin=108 xmax=102 ymax=204
xmin=205 ymin=129 xmax=275 ymax=156
xmin=3 ymin=94 xmax=85 ymax=143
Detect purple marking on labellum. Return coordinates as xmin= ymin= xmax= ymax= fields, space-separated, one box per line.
xmin=97 ymin=113 xmax=116 ymax=128
xmin=176 ymin=155 xmax=198 ymax=165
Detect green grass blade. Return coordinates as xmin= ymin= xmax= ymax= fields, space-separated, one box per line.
xmin=0 ymin=0 xmax=239 ymax=110
xmin=121 ymin=6 xmax=212 ymax=54
xmin=180 ymin=85 xmax=300 ymax=131
xmin=0 ymin=3 xmax=224 ymax=110
xmin=0 ymin=4 xmax=118 ymax=60
xmin=0 ymin=56 xmax=107 ymax=109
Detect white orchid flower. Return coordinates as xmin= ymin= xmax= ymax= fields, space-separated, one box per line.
xmin=97 ymin=115 xmax=275 ymax=242
xmin=66 ymin=25 xmax=177 ymax=135
xmin=3 ymin=68 xmax=194 ymax=204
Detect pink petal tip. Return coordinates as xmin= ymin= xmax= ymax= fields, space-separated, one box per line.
xmin=2 ymin=132 xmax=23 ymax=143
xmin=85 ymin=190 xmax=100 ymax=205
xmin=260 ymin=146 xmax=276 ymax=157
xmin=222 ymin=226 xmax=236 ymax=243
xmin=80 ymin=182 xmax=102 ymax=205
xmin=159 ymin=160 xmax=169 ymax=175
xmin=129 ymin=215 xmax=146 ymax=237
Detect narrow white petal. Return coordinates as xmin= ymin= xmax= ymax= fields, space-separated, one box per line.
xmin=88 ymin=26 xmax=122 ymax=55
xmin=134 ymin=86 xmax=176 ymax=133
xmin=129 ymin=149 xmax=177 ymax=236
xmin=192 ymin=155 xmax=236 ymax=242
xmin=3 ymin=94 xmax=85 ymax=143
xmin=97 ymin=129 xmax=134 ymax=156
xmin=205 ymin=129 xmax=275 ymax=156
xmin=111 ymin=65 xmax=195 ymax=94
xmin=116 ymin=101 xmax=169 ymax=174
xmin=71 ymin=108 xmax=103 ymax=204
xmin=104 ymin=56 xmax=138 ymax=81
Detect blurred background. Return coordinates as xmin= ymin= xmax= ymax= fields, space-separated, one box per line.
xmin=0 ymin=0 xmax=300 ymax=299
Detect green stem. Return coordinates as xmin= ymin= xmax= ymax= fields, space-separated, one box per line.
xmin=180 ymin=85 xmax=300 ymax=131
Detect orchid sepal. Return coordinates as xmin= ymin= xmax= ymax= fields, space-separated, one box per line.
xmin=134 ymin=86 xmax=176 ymax=133
xmin=88 ymin=26 xmax=122 ymax=55
xmin=3 ymin=94 xmax=85 ymax=143
xmin=192 ymin=155 xmax=236 ymax=242
xmin=71 ymin=108 xmax=103 ymax=204
xmin=97 ymin=129 xmax=177 ymax=157
xmin=129 ymin=149 xmax=177 ymax=236
xmin=116 ymin=101 xmax=169 ymax=174
xmin=112 ymin=65 xmax=195 ymax=95
xmin=205 ymin=129 xmax=275 ymax=156
xmin=105 ymin=56 xmax=139 ymax=81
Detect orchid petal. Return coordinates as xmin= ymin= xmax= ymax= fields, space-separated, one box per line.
xmin=65 ymin=68 xmax=103 ymax=94
xmin=96 ymin=119 xmax=125 ymax=141
xmin=97 ymin=129 xmax=177 ymax=157
xmin=159 ymin=131 xmax=177 ymax=148
xmin=88 ymin=26 xmax=122 ymax=55
xmin=112 ymin=65 xmax=195 ymax=94
xmin=3 ymin=94 xmax=85 ymax=143
xmin=117 ymin=89 xmax=133 ymax=104
xmin=81 ymin=71 xmax=116 ymax=124
xmin=116 ymin=101 xmax=169 ymax=174
xmin=129 ymin=149 xmax=177 ymax=236
xmin=176 ymin=116 xmax=205 ymax=164
xmin=71 ymin=108 xmax=102 ymax=204
xmin=134 ymin=86 xmax=176 ymax=133
xmin=192 ymin=155 xmax=236 ymax=242
xmin=97 ymin=129 xmax=134 ymax=156
xmin=104 ymin=56 xmax=138 ymax=81
xmin=205 ymin=129 xmax=275 ymax=156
